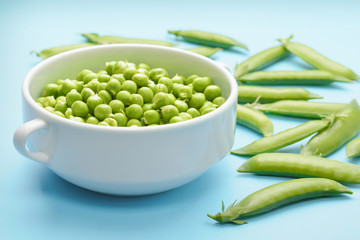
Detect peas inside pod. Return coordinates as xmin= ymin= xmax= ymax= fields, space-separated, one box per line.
xmin=36 ymin=60 xmax=226 ymax=127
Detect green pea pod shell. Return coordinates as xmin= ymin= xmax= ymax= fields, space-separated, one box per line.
xmin=236 ymin=104 xmax=274 ymax=137
xmin=82 ymin=33 xmax=177 ymax=47
xmin=231 ymin=118 xmax=330 ymax=156
xmin=185 ymin=46 xmax=222 ymax=57
xmin=234 ymin=45 xmax=288 ymax=79
xmin=278 ymin=35 xmax=359 ymax=80
xmin=238 ymin=153 xmax=360 ymax=183
xmin=238 ymin=85 xmax=322 ymax=103
xmin=35 ymin=43 xmax=98 ymax=59
xmin=345 ymin=137 xmax=360 ymax=158
xmin=168 ymin=30 xmax=248 ymax=50
xmin=301 ymin=100 xmax=360 ymax=157
xmin=238 ymin=70 xmax=352 ymax=85
xmin=208 ymin=178 xmax=352 ymax=224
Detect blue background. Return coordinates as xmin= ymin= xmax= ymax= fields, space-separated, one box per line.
xmin=1 ymin=0 xmax=360 ymax=239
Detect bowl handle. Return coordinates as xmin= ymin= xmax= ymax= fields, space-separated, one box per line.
xmin=13 ymin=118 xmax=50 ymax=164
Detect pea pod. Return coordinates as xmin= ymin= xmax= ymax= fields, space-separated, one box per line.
xmin=234 ymin=45 xmax=288 ymax=79
xmin=168 ymin=30 xmax=248 ymax=50
xmin=236 ymin=104 xmax=274 ymax=137
xmin=231 ymin=118 xmax=330 ymax=156
xmin=238 ymin=153 xmax=360 ymax=183
xmin=301 ymin=100 xmax=360 ymax=157
xmin=185 ymin=46 xmax=222 ymax=57
xmin=82 ymin=33 xmax=177 ymax=47
xmin=346 ymin=137 xmax=360 ymax=158
xmin=256 ymin=100 xmax=347 ymax=118
xmin=238 ymin=85 xmax=322 ymax=103
xmin=208 ymin=178 xmax=352 ymax=225
xmin=238 ymin=70 xmax=352 ymax=85
xmin=278 ymin=35 xmax=359 ymax=80
xmin=34 ymin=43 xmax=98 ymax=59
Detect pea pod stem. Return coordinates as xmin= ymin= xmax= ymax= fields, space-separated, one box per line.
xmin=34 ymin=43 xmax=98 ymax=59
xmin=278 ymin=35 xmax=359 ymax=80
xmin=208 ymin=178 xmax=352 ymax=224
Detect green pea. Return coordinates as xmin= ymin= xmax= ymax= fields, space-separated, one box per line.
xmin=155 ymin=83 xmax=169 ymax=93
xmin=179 ymin=112 xmax=192 ymax=121
xmin=66 ymin=89 xmax=82 ymax=107
xmin=143 ymin=110 xmax=160 ymax=125
xmin=130 ymin=94 xmax=144 ymax=106
xmin=64 ymin=108 xmax=73 ymax=118
xmin=200 ymin=107 xmax=216 ymax=115
xmin=125 ymin=104 xmax=143 ymax=119
xmin=123 ymin=67 xmax=137 ymax=80
xmin=103 ymin=117 xmax=118 ymax=127
xmin=168 ymin=93 xmax=176 ymax=105
xmin=41 ymin=96 xmax=56 ymax=107
xmin=142 ymin=103 xmax=155 ymax=112
xmin=84 ymin=79 xmax=100 ymax=93
xmin=161 ymin=105 xmax=179 ymax=123
xmin=152 ymin=92 xmax=171 ymax=109
xmin=116 ymin=90 xmax=132 ymax=106
xmin=54 ymin=100 xmax=68 ymax=113
xmin=189 ymin=93 xmax=206 ymax=109
xmin=187 ymin=108 xmax=200 ymax=118
xmin=97 ymin=82 xmax=107 ymax=92
xmin=82 ymin=72 xmax=98 ymax=84
xmin=113 ymin=112 xmax=128 ymax=126
xmin=87 ymin=95 xmax=104 ymax=113
xmin=204 ymin=85 xmax=222 ymax=101
xmin=213 ymin=96 xmax=226 ymax=106
xmin=98 ymin=90 xmax=112 ymax=104
xmin=70 ymin=116 xmax=85 ymax=123
xmin=98 ymin=74 xmax=111 ymax=83
xmin=136 ymin=68 xmax=150 ymax=77
xmin=138 ymin=87 xmax=154 ymax=103
xmin=109 ymin=100 xmax=125 ymax=113
xmin=94 ymin=104 xmax=112 ymax=121
xmin=147 ymin=81 xmax=157 ymax=94
xmin=77 ymin=69 xmax=93 ymax=82
xmin=97 ymin=70 xmax=108 ymax=75
xmin=185 ymin=74 xmax=198 ymax=85
xmin=98 ymin=121 xmax=110 ymax=126
xmin=172 ymin=83 xmax=183 ymax=98
xmin=171 ymin=74 xmax=185 ymax=84
xmin=177 ymin=85 xmax=192 ymax=100
xmin=86 ymin=116 xmax=100 ymax=125
xmin=106 ymin=60 xmax=127 ymax=75
xmin=169 ymin=116 xmax=184 ymax=124
xmin=158 ymin=77 xmax=174 ymax=92
xmin=111 ymin=74 xmax=126 ymax=84
xmin=71 ymin=100 xmax=89 ymax=118
xmin=56 ymin=96 xmax=66 ymax=103
xmin=149 ymin=68 xmax=169 ymax=83
xmin=81 ymin=87 xmax=95 ymax=102
xmin=199 ymin=101 xmax=216 ymax=113
xmin=174 ymin=100 xmax=188 ymax=112
xmin=127 ymin=118 xmax=142 ymax=127
xmin=138 ymin=63 xmax=151 ymax=71
xmin=131 ymin=73 xmax=149 ymax=87
xmin=53 ymin=111 xmax=65 ymax=118
xmin=44 ymin=106 xmax=55 ymax=113
xmin=193 ymin=77 xmax=211 ymax=92
xmin=208 ymin=178 xmax=351 ymax=225
xmin=122 ymin=80 xmax=137 ymax=94
xmin=106 ymin=78 xmax=122 ymax=96
xmin=42 ymin=83 xmax=59 ymax=98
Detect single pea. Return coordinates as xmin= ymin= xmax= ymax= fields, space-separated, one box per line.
xmin=84 ymin=79 xmax=100 ymax=93
xmin=161 ymin=105 xmax=179 ymax=123
xmin=130 ymin=94 xmax=144 ymax=106
xmin=104 ymin=117 xmax=118 ymax=127
xmin=123 ymin=67 xmax=137 ymax=80
xmin=138 ymin=87 xmax=154 ymax=103
xmin=136 ymin=68 xmax=150 ymax=77
xmin=199 ymin=101 xmax=216 ymax=113
xmin=98 ymin=74 xmax=111 ymax=83
xmin=111 ymin=74 xmax=126 ymax=84
xmin=155 ymin=83 xmax=169 ymax=93
xmin=42 ymin=83 xmax=59 ymax=98
xmin=125 ymin=104 xmax=144 ymax=119
xmin=113 ymin=112 xmax=128 ymax=126
xmin=153 ymin=92 xmax=171 ymax=109
xmin=116 ymin=90 xmax=132 ymax=106
xmin=171 ymin=74 xmax=185 ymax=84
xmin=71 ymin=100 xmax=89 ymax=118
xmin=82 ymin=72 xmax=98 ymax=84
xmin=98 ymin=121 xmax=110 ymax=126
xmin=87 ymin=95 xmax=104 ymax=113
xmin=70 ymin=116 xmax=85 ymax=123
xmin=143 ymin=110 xmax=160 ymax=125
xmin=143 ymin=103 xmax=155 ymax=112
xmin=138 ymin=63 xmax=151 ymax=71
xmin=81 ymin=87 xmax=95 ymax=102
xmin=158 ymin=77 xmax=174 ymax=92
xmin=54 ymin=100 xmax=68 ymax=113
xmin=148 ymin=81 xmax=157 ymax=94
xmin=77 ymin=69 xmax=93 ymax=82
xmin=44 ymin=106 xmax=55 ymax=113
xmin=86 ymin=116 xmax=100 ymax=125
xmin=174 ymin=100 xmax=189 ymax=112
xmin=53 ymin=111 xmax=65 ymax=118
xmin=97 ymin=82 xmax=108 ymax=92
xmin=106 ymin=60 xmax=127 ymax=75
xmin=169 ymin=116 xmax=184 ymax=124
xmin=122 ymin=80 xmax=137 ymax=94
xmin=189 ymin=92 xmax=206 ymax=109
xmin=204 ymin=85 xmax=222 ymax=101
xmin=94 ymin=104 xmax=112 ymax=121
xmin=66 ymin=89 xmax=82 ymax=107
xmin=193 ymin=77 xmax=211 ymax=92
xmin=149 ymin=68 xmax=169 ymax=83
xmin=185 ymin=74 xmax=199 ymax=85
xmin=131 ymin=73 xmax=149 ymax=87
xmin=97 ymin=70 xmax=107 ymax=75
xmin=41 ymin=96 xmax=56 ymax=107
xmin=177 ymin=85 xmax=193 ymax=100
xmin=98 ymin=90 xmax=112 ymax=104
xmin=187 ymin=108 xmax=201 ymax=118
xmin=127 ymin=118 xmax=142 ymax=127
xmin=179 ymin=112 xmax=193 ymax=121
xmin=64 ymin=108 xmax=73 ymax=118
xmin=109 ymin=100 xmax=125 ymax=113
xmin=55 ymin=79 xmax=65 ymax=85
xmin=168 ymin=93 xmax=176 ymax=105
xmin=200 ymin=107 xmax=216 ymax=115
xmin=106 ymin=78 xmax=122 ymax=96
xmin=213 ymin=96 xmax=226 ymax=106
xmin=56 ymin=96 xmax=66 ymax=103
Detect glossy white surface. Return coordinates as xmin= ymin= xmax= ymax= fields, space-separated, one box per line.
xmin=13 ymin=44 xmax=238 ymax=195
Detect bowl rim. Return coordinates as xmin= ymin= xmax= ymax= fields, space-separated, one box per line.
xmin=22 ymin=44 xmax=238 ymax=133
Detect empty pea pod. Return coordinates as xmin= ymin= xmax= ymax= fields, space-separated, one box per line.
xmin=231 ymin=118 xmax=330 ymax=156
xmin=237 ymin=85 xmax=322 ymax=103
xmin=301 ymin=100 xmax=360 ymax=157
xmin=234 ymin=45 xmax=288 ymax=79
xmin=168 ymin=30 xmax=248 ymax=50
xmin=278 ymin=35 xmax=359 ymax=80
xmin=34 ymin=43 xmax=98 ymax=59
xmin=208 ymin=178 xmax=352 ymax=225
xmin=255 ymin=100 xmax=347 ymax=118
xmin=238 ymin=70 xmax=352 ymax=85
xmin=185 ymin=46 xmax=222 ymax=57
xmin=345 ymin=137 xmax=360 ymax=158
xmin=82 ymin=33 xmax=177 ymax=47
xmin=236 ymin=104 xmax=274 ymax=137
xmin=238 ymin=153 xmax=360 ymax=183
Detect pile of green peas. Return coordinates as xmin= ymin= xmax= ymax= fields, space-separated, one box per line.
xmin=35 ymin=60 xmax=226 ymax=127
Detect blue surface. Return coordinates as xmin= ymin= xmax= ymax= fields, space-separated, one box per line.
xmin=2 ymin=0 xmax=360 ymax=239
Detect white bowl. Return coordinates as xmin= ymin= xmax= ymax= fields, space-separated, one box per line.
xmin=13 ymin=44 xmax=237 ymax=196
